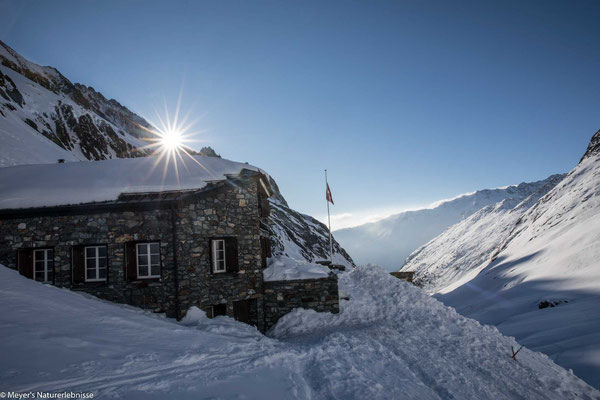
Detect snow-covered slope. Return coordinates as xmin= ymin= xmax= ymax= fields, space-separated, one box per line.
xmin=1 ymin=264 xmax=597 ymax=399
xmin=402 ymin=174 xmax=565 ymax=292
xmin=0 ymin=40 xmax=150 ymax=166
xmin=335 ymin=177 xmax=564 ymax=270
xmin=267 ymin=197 xmax=355 ymax=273
xmin=435 ymin=129 xmax=600 ymax=388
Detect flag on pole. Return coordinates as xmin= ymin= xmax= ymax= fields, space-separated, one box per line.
xmin=326 ymin=183 xmax=334 ymax=205
xmin=325 ymin=170 xmax=334 ymax=263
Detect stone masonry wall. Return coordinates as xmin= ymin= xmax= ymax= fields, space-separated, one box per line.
xmin=263 ymin=273 xmax=340 ymax=331
xmin=0 ymin=207 xmax=179 ymax=316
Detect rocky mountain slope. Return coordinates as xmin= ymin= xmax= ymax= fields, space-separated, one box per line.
xmin=402 ymin=174 xmax=565 ymax=292
xmin=412 ymin=130 xmax=600 ymax=388
xmin=0 ymin=40 xmax=151 ymax=166
xmin=260 ymin=175 xmax=354 ymax=271
xmin=334 ymin=177 xmax=564 ymax=270
xmin=268 ymin=198 xmax=354 ymax=269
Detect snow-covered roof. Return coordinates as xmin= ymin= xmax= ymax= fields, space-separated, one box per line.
xmin=0 ymin=155 xmax=263 ymax=210
xmin=263 ymin=256 xmax=331 ymax=281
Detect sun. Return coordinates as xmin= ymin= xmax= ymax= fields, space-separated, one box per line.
xmin=139 ymin=101 xmax=200 ymax=156
xmin=134 ymin=100 xmax=214 ymax=184
xmin=161 ymin=128 xmax=184 ymax=151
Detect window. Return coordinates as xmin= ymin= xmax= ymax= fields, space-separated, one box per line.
xmin=211 ymin=239 xmax=226 ymax=273
xmin=207 ymin=304 xmax=227 ymax=318
xmin=33 ymin=249 xmax=53 ymax=283
xmin=210 ymin=237 xmax=238 ymax=274
xmin=84 ymin=246 xmax=107 ymax=282
xmin=136 ymin=242 xmax=160 ymax=279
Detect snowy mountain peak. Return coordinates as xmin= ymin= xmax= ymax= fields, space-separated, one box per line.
xmin=196 ymin=146 xmax=221 ymax=158
xmin=580 ymin=128 xmax=600 ymax=162
xmin=0 ymin=40 xmax=70 ymax=93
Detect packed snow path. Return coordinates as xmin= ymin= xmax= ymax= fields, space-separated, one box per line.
xmin=0 ymin=265 xmax=597 ymax=399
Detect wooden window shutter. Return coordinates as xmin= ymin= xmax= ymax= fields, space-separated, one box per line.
xmin=225 ymin=237 xmax=238 ymax=273
xmin=125 ymin=242 xmax=138 ymax=282
xmin=18 ymin=249 xmax=33 ymax=279
xmin=260 ymin=237 xmax=268 ymax=269
xmin=72 ymin=246 xmax=85 ymax=283
xmin=265 ymin=237 xmax=272 ymax=258
xmin=233 ymin=300 xmax=250 ymax=324
xmin=259 ymin=197 xmax=270 ymax=218
xmin=208 ymin=238 xmax=214 ymax=272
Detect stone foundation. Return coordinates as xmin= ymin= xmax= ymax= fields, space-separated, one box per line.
xmin=263 ymin=273 xmax=339 ymax=331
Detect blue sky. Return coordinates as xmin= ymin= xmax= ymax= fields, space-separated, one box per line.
xmin=1 ymin=0 xmax=599 ymax=228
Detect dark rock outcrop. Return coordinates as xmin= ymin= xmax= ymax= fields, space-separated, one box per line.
xmin=580 ymin=129 xmax=600 ymax=162
xmin=0 ymin=70 xmax=24 ymax=106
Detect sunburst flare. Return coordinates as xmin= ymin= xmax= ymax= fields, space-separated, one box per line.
xmin=134 ymin=98 xmax=215 ymax=185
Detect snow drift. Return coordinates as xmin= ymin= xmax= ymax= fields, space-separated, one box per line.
xmin=0 ymin=263 xmax=597 ymax=399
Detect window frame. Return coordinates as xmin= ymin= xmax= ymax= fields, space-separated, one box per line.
xmin=211 ymin=239 xmax=227 ymax=273
xmin=84 ymin=245 xmax=108 ymax=283
xmin=136 ymin=242 xmax=161 ymax=279
xmin=33 ymin=248 xmax=53 ymax=283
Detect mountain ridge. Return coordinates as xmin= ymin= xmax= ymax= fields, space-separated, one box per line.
xmin=0 ymin=40 xmax=153 ymax=140
xmin=0 ymin=40 xmax=151 ymax=165
xmin=334 ymin=175 xmax=565 ymax=270
xmin=401 ymin=173 xmax=565 ymax=291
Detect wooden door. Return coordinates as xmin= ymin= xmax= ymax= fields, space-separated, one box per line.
xmin=233 ymin=300 xmax=250 ymax=324
xmin=17 ymin=249 xmax=33 ymax=279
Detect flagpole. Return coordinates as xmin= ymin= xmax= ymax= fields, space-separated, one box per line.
xmin=325 ymin=169 xmax=333 ymax=264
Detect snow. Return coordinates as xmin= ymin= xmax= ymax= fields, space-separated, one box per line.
xmin=428 ymin=153 xmax=600 ymax=389
xmin=263 ymin=255 xmax=330 ymax=281
xmin=0 ymin=105 xmax=79 ymax=167
xmin=402 ymin=174 xmax=564 ymax=293
xmin=0 ymin=155 xmax=261 ymax=210
xmin=334 ymin=177 xmax=562 ymax=270
xmin=1 ymin=263 xmax=598 ymax=399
